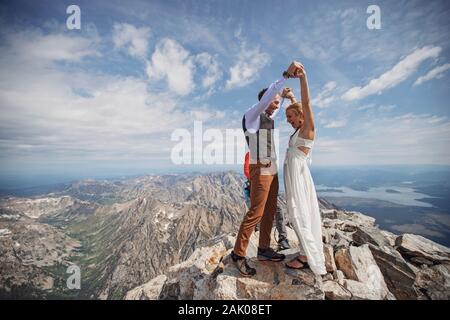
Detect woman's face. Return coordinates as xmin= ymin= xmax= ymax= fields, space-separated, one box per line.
xmin=286 ymin=109 xmax=303 ymax=128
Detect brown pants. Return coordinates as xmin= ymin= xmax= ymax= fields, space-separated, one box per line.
xmin=234 ymin=164 xmax=279 ymax=257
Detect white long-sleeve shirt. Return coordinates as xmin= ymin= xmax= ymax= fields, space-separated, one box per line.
xmin=244 ymin=77 xmax=287 ymax=133
xmin=244 ymin=77 xmax=287 ymax=175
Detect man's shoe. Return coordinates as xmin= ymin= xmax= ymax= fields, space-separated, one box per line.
xmin=231 ymin=251 xmax=257 ymax=277
xmin=278 ymin=238 xmax=291 ymax=251
xmin=257 ymin=247 xmax=286 ymax=262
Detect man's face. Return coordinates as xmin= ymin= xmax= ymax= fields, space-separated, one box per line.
xmin=265 ymin=94 xmax=281 ymax=116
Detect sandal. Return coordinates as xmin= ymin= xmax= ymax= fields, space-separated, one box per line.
xmin=285 ymin=257 xmax=309 ymax=270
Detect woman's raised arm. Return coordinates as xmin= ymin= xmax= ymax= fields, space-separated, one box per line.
xmin=296 ymin=63 xmax=314 ymax=132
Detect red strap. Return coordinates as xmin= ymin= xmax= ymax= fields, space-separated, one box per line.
xmin=244 ymin=152 xmax=250 ymax=180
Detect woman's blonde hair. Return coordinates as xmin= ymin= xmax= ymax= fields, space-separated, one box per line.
xmin=286 ymin=102 xmax=303 ymax=115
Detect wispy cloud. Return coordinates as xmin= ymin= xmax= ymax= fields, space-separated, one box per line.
xmin=195 ymin=52 xmax=222 ymax=88
xmin=225 ymin=42 xmax=270 ymax=90
xmin=342 ymin=46 xmax=442 ymax=101
xmin=3 ymin=28 xmax=100 ymax=63
xmin=320 ymin=118 xmax=348 ymax=129
xmin=312 ymin=81 xmax=338 ymax=108
xmin=113 ymin=23 xmax=151 ymax=59
xmin=314 ymin=113 xmax=450 ymax=165
xmin=413 ymin=63 xmax=450 ymax=86
xmin=378 ymin=104 xmax=396 ymax=112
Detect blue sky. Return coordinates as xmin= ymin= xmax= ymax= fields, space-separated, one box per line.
xmin=0 ymin=0 xmax=449 ymax=182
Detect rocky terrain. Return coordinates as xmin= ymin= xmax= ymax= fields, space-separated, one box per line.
xmin=1 ymin=171 xmax=449 ymax=300
xmin=125 ymin=209 xmax=450 ymax=300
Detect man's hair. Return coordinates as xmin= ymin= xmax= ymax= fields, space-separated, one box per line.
xmin=258 ymin=88 xmax=268 ymax=101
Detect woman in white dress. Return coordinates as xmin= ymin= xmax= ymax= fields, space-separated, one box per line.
xmin=283 ymin=62 xmax=326 ymax=275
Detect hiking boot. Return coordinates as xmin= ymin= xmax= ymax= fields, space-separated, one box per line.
xmin=257 ymin=247 xmax=286 ymax=262
xmin=230 ymin=251 xmax=256 ymax=277
xmin=277 ymin=238 xmax=291 ymax=251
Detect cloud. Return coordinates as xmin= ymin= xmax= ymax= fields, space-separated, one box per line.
xmin=378 ymin=104 xmax=396 ymax=112
xmin=356 ymin=103 xmax=395 ymax=113
xmin=146 ymin=38 xmax=195 ymax=95
xmin=313 ymin=112 xmax=450 ymax=165
xmin=413 ymin=63 xmax=450 ymax=86
xmin=320 ymin=118 xmax=347 ymax=129
xmin=312 ymin=81 xmax=337 ymax=108
xmin=3 ymin=29 xmax=99 ymax=63
xmin=113 ymin=23 xmax=151 ymax=58
xmin=0 ymin=28 xmax=208 ymax=172
xmin=225 ymin=43 xmax=270 ymax=90
xmin=195 ymin=52 xmax=222 ymax=88
xmin=342 ymin=46 xmax=442 ymax=101
xmin=286 ymin=1 xmax=450 ymax=67
xmin=356 ymin=103 xmax=377 ymax=111
xmin=189 ymin=108 xmax=225 ymax=122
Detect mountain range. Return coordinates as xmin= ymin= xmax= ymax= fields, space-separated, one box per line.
xmin=0 ymin=171 xmax=448 ymax=300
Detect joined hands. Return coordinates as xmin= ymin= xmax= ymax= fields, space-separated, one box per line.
xmin=284 ymin=61 xmax=306 ymax=79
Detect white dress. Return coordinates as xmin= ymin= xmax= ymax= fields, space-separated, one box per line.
xmin=283 ymin=129 xmax=326 ymax=275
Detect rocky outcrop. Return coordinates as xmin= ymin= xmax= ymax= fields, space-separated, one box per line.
xmin=415 ymin=264 xmax=450 ymax=300
xmin=126 ymin=209 xmax=450 ymax=300
xmin=124 ymin=275 xmax=168 ymax=300
xmin=125 ymin=233 xmax=324 ymax=300
xmin=395 ymin=233 xmax=450 ymax=265
xmin=2 ymin=171 xmax=450 ymax=300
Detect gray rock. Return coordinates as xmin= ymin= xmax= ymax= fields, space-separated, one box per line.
xmin=352 ymin=226 xmax=391 ymax=247
xmin=369 ymin=245 xmax=418 ymax=299
xmin=395 ymin=234 xmax=450 ymax=265
xmin=415 ymin=264 xmax=450 ymax=300
xmin=333 ymin=270 xmax=345 ymax=285
xmin=336 ymin=245 xmax=392 ymax=299
xmin=323 ymin=280 xmax=352 ymax=300
xmin=341 ymin=211 xmax=376 ymax=227
xmin=321 ymin=209 xmax=338 ymax=219
xmin=335 ymin=248 xmax=358 ymax=281
xmin=343 ymin=279 xmax=378 ymax=300
xmin=323 ymin=244 xmax=337 ymax=273
xmin=328 ymin=228 xmax=353 ymax=248
xmin=124 ymin=275 xmax=167 ymax=300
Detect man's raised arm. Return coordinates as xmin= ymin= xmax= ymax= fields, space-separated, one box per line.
xmin=244 ymin=77 xmax=287 ymax=130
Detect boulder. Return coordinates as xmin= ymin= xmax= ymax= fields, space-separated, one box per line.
xmin=352 ymin=226 xmax=391 ymax=247
xmin=321 ymin=209 xmax=338 ymax=219
xmin=344 ymin=279 xmax=379 ymax=300
xmin=369 ymin=245 xmax=418 ymax=300
xmin=380 ymin=230 xmax=397 ymax=247
xmin=395 ymin=234 xmax=450 ymax=265
xmin=342 ymin=211 xmax=376 ymax=227
xmin=163 ymin=240 xmax=229 ymax=299
xmin=334 ymin=248 xmax=358 ymax=281
xmin=333 ymin=270 xmax=345 ymax=285
xmin=335 ymin=245 xmax=392 ymax=299
xmin=322 ymin=227 xmax=330 ymax=244
xmin=323 ymin=280 xmax=352 ymax=300
xmin=368 ymin=245 xmax=418 ymax=299
xmin=415 ymin=264 xmax=450 ymax=300
xmin=328 ymin=228 xmax=353 ymax=248
xmin=323 ymin=244 xmax=337 ymax=273
xmin=124 ymin=275 xmax=167 ymax=300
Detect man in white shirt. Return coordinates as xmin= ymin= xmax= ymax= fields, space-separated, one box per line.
xmin=230 ymin=62 xmax=299 ymax=277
